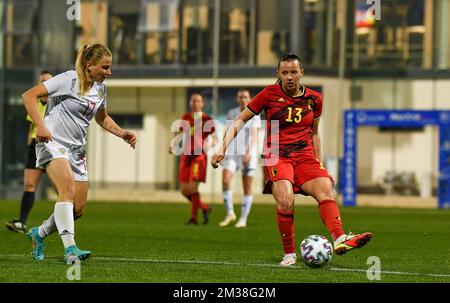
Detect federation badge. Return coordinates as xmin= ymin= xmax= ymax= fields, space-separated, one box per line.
xmin=58 ymin=148 xmax=67 ymax=155
xmin=98 ymin=87 xmax=105 ymax=99
xmin=271 ymin=168 xmax=278 ymax=177
xmin=306 ymin=98 xmax=313 ymax=111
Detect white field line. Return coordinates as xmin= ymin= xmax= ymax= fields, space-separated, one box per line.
xmin=96 ymin=256 xmax=450 ymax=278
xmin=2 ymin=254 xmax=448 ymax=278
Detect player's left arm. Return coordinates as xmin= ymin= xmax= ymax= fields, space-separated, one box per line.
xmin=211 ymin=108 xmax=254 ymax=168
xmin=95 ymin=107 xmax=137 ymax=149
xmin=312 ymin=117 xmax=321 ymax=162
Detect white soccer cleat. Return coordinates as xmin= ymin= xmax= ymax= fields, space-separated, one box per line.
xmin=234 ymin=218 xmax=247 ymax=228
xmin=219 ymin=213 xmax=237 ymax=227
xmin=279 ymin=253 xmax=297 ymax=267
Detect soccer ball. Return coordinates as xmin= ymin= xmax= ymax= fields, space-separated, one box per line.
xmin=300 ymin=235 xmax=333 ymax=268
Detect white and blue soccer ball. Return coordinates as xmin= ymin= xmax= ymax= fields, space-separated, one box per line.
xmin=300 ymin=235 xmax=333 ymax=268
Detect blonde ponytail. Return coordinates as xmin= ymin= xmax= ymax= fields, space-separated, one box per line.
xmin=75 ymin=44 xmax=112 ymax=96
xmin=75 ymin=45 xmax=90 ymax=96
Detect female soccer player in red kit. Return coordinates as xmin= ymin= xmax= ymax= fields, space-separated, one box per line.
xmin=170 ymin=93 xmax=217 ymax=225
xmin=211 ymin=54 xmax=372 ymax=266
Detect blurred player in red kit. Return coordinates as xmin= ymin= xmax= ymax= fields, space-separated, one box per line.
xmin=170 ymin=93 xmax=218 ymax=225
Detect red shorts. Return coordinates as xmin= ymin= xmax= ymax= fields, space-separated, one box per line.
xmin=262 ymin=152 xmax=332 ymax=195
xmin=179 ymin=154 xmax=207 ymax=183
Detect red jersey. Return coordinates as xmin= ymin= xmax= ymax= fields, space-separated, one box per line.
xmin=247 ymin=84 xmax=322 ymax=158
xmin=180 ymin=112 xmax=215 ymax=156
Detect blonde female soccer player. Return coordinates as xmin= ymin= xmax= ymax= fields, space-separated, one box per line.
xmin=23 ymin=44 xmax=137 ymax=264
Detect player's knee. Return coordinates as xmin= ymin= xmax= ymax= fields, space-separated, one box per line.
xmin=243 ymin=184 xmax=252 ymax=195
xmin=58 ymin=184 xmax=76 ymax=201
xmin=275 ymin=196 xmax=294 ymax=211
xmin=23 ymin=182 xmax=37 ymax=192
xmin=180 ymin=188 xmax=191 ymax=198
xmin=222 ymin=182 xmax=231 ymax=191
xmin=315 ymin=187 xmax=334 ymax=202
xmin=188 ymin=186 xmax=198 ymax=196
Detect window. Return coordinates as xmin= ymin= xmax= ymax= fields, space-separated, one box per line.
xmin=180 ymin=0 xmax=214 ymax=64
xmin=138 ymin=0 xmax=180 ymax=64
xmin=1 ymin=0 xmax=38 ymax=67
xmin=109 ymin=113 xmax=144 ymax=129
xmin=219 ymin=0 xmax=254 ymax=64
xmin=351 ymin=0 xmax=426 ymax=70
xmin=302 ymin=0 xmax=339 ymax=68
xmin=108 ymin=0 xmax=141 ymax=65
xmin=256 ymin=0 xmax=291 ymax=66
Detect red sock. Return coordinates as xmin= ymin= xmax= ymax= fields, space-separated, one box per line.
xmin=276 ymin=208 xmax=295 ymax=254
xmin=190 ymin=199 xmax=199 ymax=220
xmin=185 ymin=194 xmax=199 ymax=220
xmin=318 ymin=199 xmax=345 ymax=241
xmin=190 ymin=192 xmax=208 ymax=211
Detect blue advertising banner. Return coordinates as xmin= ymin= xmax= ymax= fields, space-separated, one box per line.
xmin=342 ymin=110 xmax=450 ymax=209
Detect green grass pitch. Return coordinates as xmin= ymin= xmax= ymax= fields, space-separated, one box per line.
xmin=1 ymin=199 xmax=449 ymax=283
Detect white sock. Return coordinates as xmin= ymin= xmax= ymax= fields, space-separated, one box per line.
xmin=222 ymin=190 xmax=234 ymax=215
xmin=241 ymin=195 xmax=254 ymax=219
xmin=54 ymin=202 xmax=76 ymax=248
xmin=38 ymin=214 xmax=57 ymax=238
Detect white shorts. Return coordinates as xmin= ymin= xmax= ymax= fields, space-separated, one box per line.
xmin=35 ymin=140 xmax=88 ymax=181
xmin=222 ymin=154 xmax=257 ymax=177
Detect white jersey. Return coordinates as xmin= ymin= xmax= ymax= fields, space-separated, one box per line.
xmin=226 ymin=107 xmax=261 ymax=156
xmin=42 ymin=70 xmax=106 ymax=147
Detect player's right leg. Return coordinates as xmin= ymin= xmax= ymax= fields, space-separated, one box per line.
xmin=63 ymin=180 xmax=91 ymax=264
xmin=188 ymin=181 xmax=211 ymax=225
xmin=44 ymin=158 xmax=90 ymax=263
xmin=235 ymin=165 xmax=255 ymax=228
xmin=180 ymin=182 xmax=198 ymax=225
xmin=179 ymin=156 xmax=200 ymax=224
xmin=187 ymin=156 xmax=211 ymax=225
xmin=263 ymin=157 xmax=297 ymax=266
xmin=272 ymin=179 xmax=296 ymax=267
xmin=219 ymin=161 xmax=237 ymax=227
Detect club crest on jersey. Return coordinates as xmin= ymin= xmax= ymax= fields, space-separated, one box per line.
xmin=98 ymin=87 xmax=105 ymax=99
xmin=277 ymin=97 xmax=285 ymax=103
xmin=271 ymin=168 xmax=278 ymax=177
xmin=58 ymin=148 xmax=67 ymax=155
xmin=306 ymin=98 xmax=313 ymax=111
